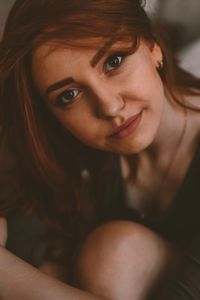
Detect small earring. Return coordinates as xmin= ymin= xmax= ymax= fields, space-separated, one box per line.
xmin=157 ymin=60 xmax=164 ymax=70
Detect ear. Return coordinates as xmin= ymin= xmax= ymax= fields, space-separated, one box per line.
xmin=149 ymin=42 xmax=163 ymax=68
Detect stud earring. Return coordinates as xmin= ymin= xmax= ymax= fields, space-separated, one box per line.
xmin=157 ymin=60 xmax=164 ymax=70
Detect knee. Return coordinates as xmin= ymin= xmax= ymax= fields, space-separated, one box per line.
xmin=76 ymin=221 xmax=174 ymax=300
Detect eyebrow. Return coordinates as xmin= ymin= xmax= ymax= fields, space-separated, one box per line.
xmin=45 ymin=46 xmax=112 ymax=96
xmin=46 ymin=77 xmax=74 ymax=95
xmin=90 ymin=37 xmax=117 ymax=67
xmin=46 ymin=38 xmax=118 ymax=95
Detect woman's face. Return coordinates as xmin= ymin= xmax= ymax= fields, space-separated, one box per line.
xmin=32 ymin=38 xmax=165 ymax=155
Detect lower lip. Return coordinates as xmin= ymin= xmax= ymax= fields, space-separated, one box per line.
xmin=109 ymin=111 xmax=143 ymax=139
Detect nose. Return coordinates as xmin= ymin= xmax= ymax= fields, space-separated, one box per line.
xmin=91 ymin=83 xmax=125 ymax=119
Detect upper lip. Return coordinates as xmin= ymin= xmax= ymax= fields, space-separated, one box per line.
xmin=108 ymin=111 xmax=142 ymax=137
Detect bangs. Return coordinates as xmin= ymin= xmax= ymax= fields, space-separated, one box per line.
xmin=33 ymin=14 xmax=140 ymax=51
xmin=29 ymin=0 xmax=149 ymax=50
xmin=1 ymin=0 xmax=150 ymax=79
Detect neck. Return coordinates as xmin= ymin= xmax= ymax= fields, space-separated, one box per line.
xmin=121 ymin=95 xmax=187 ymax=180
xmin=142 ymin=95 xmax=187 ymax=163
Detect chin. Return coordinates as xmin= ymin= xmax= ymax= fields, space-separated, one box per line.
xmin=120 ymin=138 xmax=154 ymax=155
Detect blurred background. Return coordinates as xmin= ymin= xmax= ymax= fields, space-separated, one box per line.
xmin=146 ymin=0 xmax=200 ymax=77
xmin=0 ymin=0 xmax=15 ymax=37
xmin=1 ymin=0 xmax=200 ymax=76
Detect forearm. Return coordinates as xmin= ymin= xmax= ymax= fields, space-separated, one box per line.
xmin=0 ymin=247 xmax=107 ymax=300
xmin=39 ymin=260 xmax=67 ymax=281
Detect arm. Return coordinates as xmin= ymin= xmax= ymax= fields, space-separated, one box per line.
xmin=38 ymin=260 xmax=67 ymax=281
xmin=0 ymin=246 xmax=109 ymax=300
xmin=0 ymin=218 xmax=107 ymax=300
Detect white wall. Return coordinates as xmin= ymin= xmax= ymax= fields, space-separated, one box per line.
xmin=0 ymin=0 xmax=15 ymax=38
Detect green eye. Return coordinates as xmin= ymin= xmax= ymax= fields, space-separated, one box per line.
xmin=56 ymin=88 xmax=81 ymax=106
xmin=105 ymin=54 xmax=124 ymax=72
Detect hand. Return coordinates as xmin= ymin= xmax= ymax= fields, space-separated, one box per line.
xmin=0 ymin=217 xmax=8 ymax=247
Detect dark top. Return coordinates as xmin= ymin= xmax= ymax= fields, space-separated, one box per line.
xmin=100 ymin=141 xmax=200 ymax=243
xmin=100 ymin=141 xmax=200 ymax=300
xmin=6 ymin=141 xmax=200 ymax=298
xmin=6 ymin=213 xmax=46 ymax=266
xmin=145 ymin=142 xmax=200 ymax=299
xmin=142 ymin=141 xmax=200 ymax=248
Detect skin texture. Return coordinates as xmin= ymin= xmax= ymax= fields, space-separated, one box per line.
xmin=0 ymin=218 xmax=175 ymax=300
xmin=32 ymin=39 xmax=166 ymax=155
xmin=76 ymin=221 xmax=176 ymax=300
xmin=32 ymin=37 xmax=198 ymax=212
xmin=0 ymin=246 xmax=108 ymax=300
xmin=0 ymin=38 xmax=199 ymax=300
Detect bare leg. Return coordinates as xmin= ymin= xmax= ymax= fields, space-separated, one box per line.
xmin=76 ymin=221 xmax=176 ymax=300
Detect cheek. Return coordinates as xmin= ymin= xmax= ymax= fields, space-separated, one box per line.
xmin=120 ymin=59 xmax=164 ymax=103
xmin=51 ymin=108 xmax=100 ymax=144
xmin=66 ymin=124 xmax=104 ymax=150
xmin=124 ymin=63 xmax=165 ymax=142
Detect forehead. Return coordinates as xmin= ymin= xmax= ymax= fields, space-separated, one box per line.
xmin=32 ymin=35 xmax=135 ymax=59
xmin=32 ymin=37 xmax=102 ymax=66
xmin=31 ymin=36 xmax=142 ymax=96
xmin=33 ymin=36 xmax=140 ymax=75
xmin=31 ymin=36 xmax=136 ymax=74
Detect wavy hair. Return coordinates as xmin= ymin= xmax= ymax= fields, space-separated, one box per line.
xmin=0 ymin=0 xmax=200 ymax=276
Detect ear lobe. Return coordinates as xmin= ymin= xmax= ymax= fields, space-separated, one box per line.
xmin=151 ymin=42 xmax=163 ymax=67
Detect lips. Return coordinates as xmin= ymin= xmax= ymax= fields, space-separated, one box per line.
xmin=108 ymin=111 xmax=142 ymax=139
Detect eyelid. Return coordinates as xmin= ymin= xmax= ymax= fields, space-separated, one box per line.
xmin=54 ymin=87 xmax=82 ymax=107
xmin=103 ymin=51 xmax=128 ymax=73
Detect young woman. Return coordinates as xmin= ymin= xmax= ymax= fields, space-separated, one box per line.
xmin=0 ymin=0 xmax=200 ymax=299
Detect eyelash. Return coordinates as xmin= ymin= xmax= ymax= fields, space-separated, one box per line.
xmin=104 ymin=52 xmax=126 ymax=73
xmin=55 ymin=88 xmax=81 ymax=107
xmin=55 ymin=52 xmax=127 ymax=107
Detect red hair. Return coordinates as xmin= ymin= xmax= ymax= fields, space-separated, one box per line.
xmin=0 ymin=0 xmax=200 ymax=276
